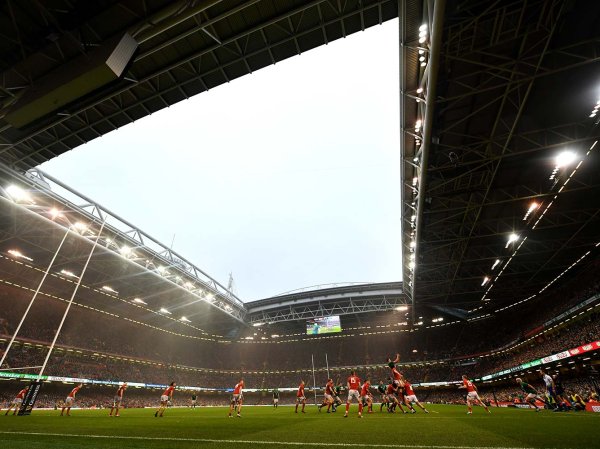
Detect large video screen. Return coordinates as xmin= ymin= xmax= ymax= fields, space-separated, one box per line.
xmin=306 ymin=316 xmax=342 ymax=335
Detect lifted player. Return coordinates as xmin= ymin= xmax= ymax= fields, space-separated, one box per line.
xmin=4 ymin=386 xmax=28 ymax=416
xmin=459 ymin=375 xmax=490 ymax=415
xmin=109 ymin=382 xmax=127 ymax=417
xmin=229 ymin=378 xmax=244 ymax=418
xmin=516 ymin=378 xmax=547 ymax=411
xmin=318 ymin=378 xmax=335 ymax=413
xmin=295 ymin=380 xmax=307 ymax=414
xmin=155 ymin=382 xmax=175 ymax=417
xmin=61 ymin=383 xmax=83 ymax=416
xmin=403 ymin=379 xmax=429 ymax=413
xmin=386 ymin=353 xmax=404 ymax=385
xmin=344 ymin=370 xmax=362 ymax=418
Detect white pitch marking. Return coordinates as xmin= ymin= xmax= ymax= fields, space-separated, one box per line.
xmin=0 ymin=431 xmax=542 ymax=449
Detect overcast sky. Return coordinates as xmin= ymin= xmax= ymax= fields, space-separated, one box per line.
xmin=40 ymin=19 xmax=401 ymax=301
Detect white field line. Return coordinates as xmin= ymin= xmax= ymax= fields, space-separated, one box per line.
xmin=0 ymin=431 xmax=547 ymax=449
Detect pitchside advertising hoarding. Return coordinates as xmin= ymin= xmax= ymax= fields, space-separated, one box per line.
xmin=479 ymin=340 xmax=599 ymax=381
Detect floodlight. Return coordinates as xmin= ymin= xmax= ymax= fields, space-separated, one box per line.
xmin=49 ymin=208 xmax=62 ymax=219
xmin=60 ymin=269 xmax=77 ymax=278
xmin=253 ymin=322 xmax=264 ymax=327
xmin=180 ymin=317 xmax=191 ymax=323
xmin=481 ymin=276 xmax=490 ymax=286
xmin=491 ymin=259 xmax=501 ymax=270
xmin=412 ymin=349 xmax=418 ymax=353
xmin=555 ymin=151 xmax=577 ymax=168
xmin=7 ymin=249 xmax=33 ymax=261
xmin=506 ymin=233 xmax=519 ymax=247
xmin=395 ymin=305 xmax=408 ymax=311
xmin=102 ymin=286 xmax=118 ymax=294
xmin=412 ymin=176 xmax=418 ymax=186
xmin=6 ymin=185 xmax=33 ymax=203
xmin=73 ymin=222 xmax=87 ymax=232
xmin=415 ymin=119 xmax=422 ymax=128
xmin=271 ymin=334 xmax=279 ymax=338
xmin=419 ymin=56 xmax=425 ymax=62
xmin=159 ymin=307 xmax=171 ymax=315
xmin=132 ymin=298 xmax=147 ymax=305
xmin=409 ymin=240 xmax=416 ymax=248
xmin=418 ymin=36 xmax=426 ymax=43
xmin=416 ymin=87 xmax=423 ymax=93
xmin=419 ymin=24 xmax=427 ymax=31
xmin=408 ymin=261 xmax=415 ymax=269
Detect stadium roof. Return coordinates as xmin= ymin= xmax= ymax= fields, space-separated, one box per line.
xmin=0 ymin=0 xmax=598 ymax=329
xmin=0 ymin=0 xmax=398 ymax=168
xmin=400 ymin=0 xmax=600 ymax=319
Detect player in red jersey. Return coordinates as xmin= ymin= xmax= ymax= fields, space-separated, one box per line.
xmin=403 ymin=379 xmax=429 ymax=413
xmin=459 ymin=375 xmax=490 ymax=414
xmin=155 ymin=382 xmax=175 ymax=417
xmin=229 ymin=378 xmax=244 ymax=417
xmin=109 ymin=382 xmax=127 ymax=417
xmin=343 ymin=370 xmax=362 ymax=418
xmin=61 ymin=383 xmax=82 ymax=416
xmin=385 ymin=381 xmax=404 ymax=413
xmin=318 ymin=378 xmax=335 ymax=413
xmin=295 ymin=380 xmax=307 ymax=413
xmin=358 ymin=377 xmax=373 ymax=417
xmin=4 ymin=386 xmax=28 ymax=415
xmin=386 ymin=353 xmax=403 ymax=385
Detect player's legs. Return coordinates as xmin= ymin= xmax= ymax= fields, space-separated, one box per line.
xmin=236 ymin=399 xmax=243 ymax=416
xmin=475 ymin=397 xmax=490 ymax=413
xmin=301 ymin=398 xmax=306 ymax=413
xmin=466 ymin=396 xmax=473 ymax=414
xmin=228 ymin=401 xmax=235 ymax=417
xmin=4 ymin=402 xmax=15 ymax=415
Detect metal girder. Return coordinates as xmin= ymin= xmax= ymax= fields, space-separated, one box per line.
xmin=0 ymin=163 xmax=246 ymax=322
xmin=247 ymin=294 xmax=409 ymax=324
xmin=409 ymin=0 xmax=600 ymax=313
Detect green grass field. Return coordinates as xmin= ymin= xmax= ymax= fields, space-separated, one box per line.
xmin=0 ymin=405 xmax=598 ymax=449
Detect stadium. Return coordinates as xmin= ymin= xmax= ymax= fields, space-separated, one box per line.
xmin=0 ymin=0 xmax=599 ymax=448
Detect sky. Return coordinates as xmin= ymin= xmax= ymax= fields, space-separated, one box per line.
xmin=40 ymin=19 xmax=401 ymax=301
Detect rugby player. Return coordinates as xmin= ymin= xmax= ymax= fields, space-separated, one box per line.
xmin=377 ymin=380 xmax=389 ymax=412
xmin=295 ymin=380 xmax=306 ymax=414
xmin=109 ymin=382 xmax=127 ymax=417
xmin=61 ymin=383 xmax=83 ymax=416
xmin=403 ymin=379 xmax=429 ymax=413
xmin=228 ymin=378 xmax=244 ymax=417
xmin=272 ymin=389 xmax=279 ymax=408
xmin=155 ymin=382 xmax=175 ymax=417
xmin=343 ymin=370 xmax=362 ymax=418
xmin=552 ymin=373 xmax=570 ymax=411
xmin=540 ymin=369 xmax=560 ymax=411
xmin=385 ymin=380 xmax=403 ymax=413
xmin=4 ymin=386 xmax=28 ymax=416
xmin=358 ymin=377 xmax=373 ymax=417
xmin=332 ymin=384 xmax=343 ymax=412
xmin=386 ymin=353 xmax=403 ymax=385
xmin=515 ymin=378 xmax=546 ymax=411
xmin=459 ymin=375 xmax=490 ymax=414
xmin=318 ymin=378 xmax=335 ymax=413
xmin=191 ymin=393 xmax=197 ymax=408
